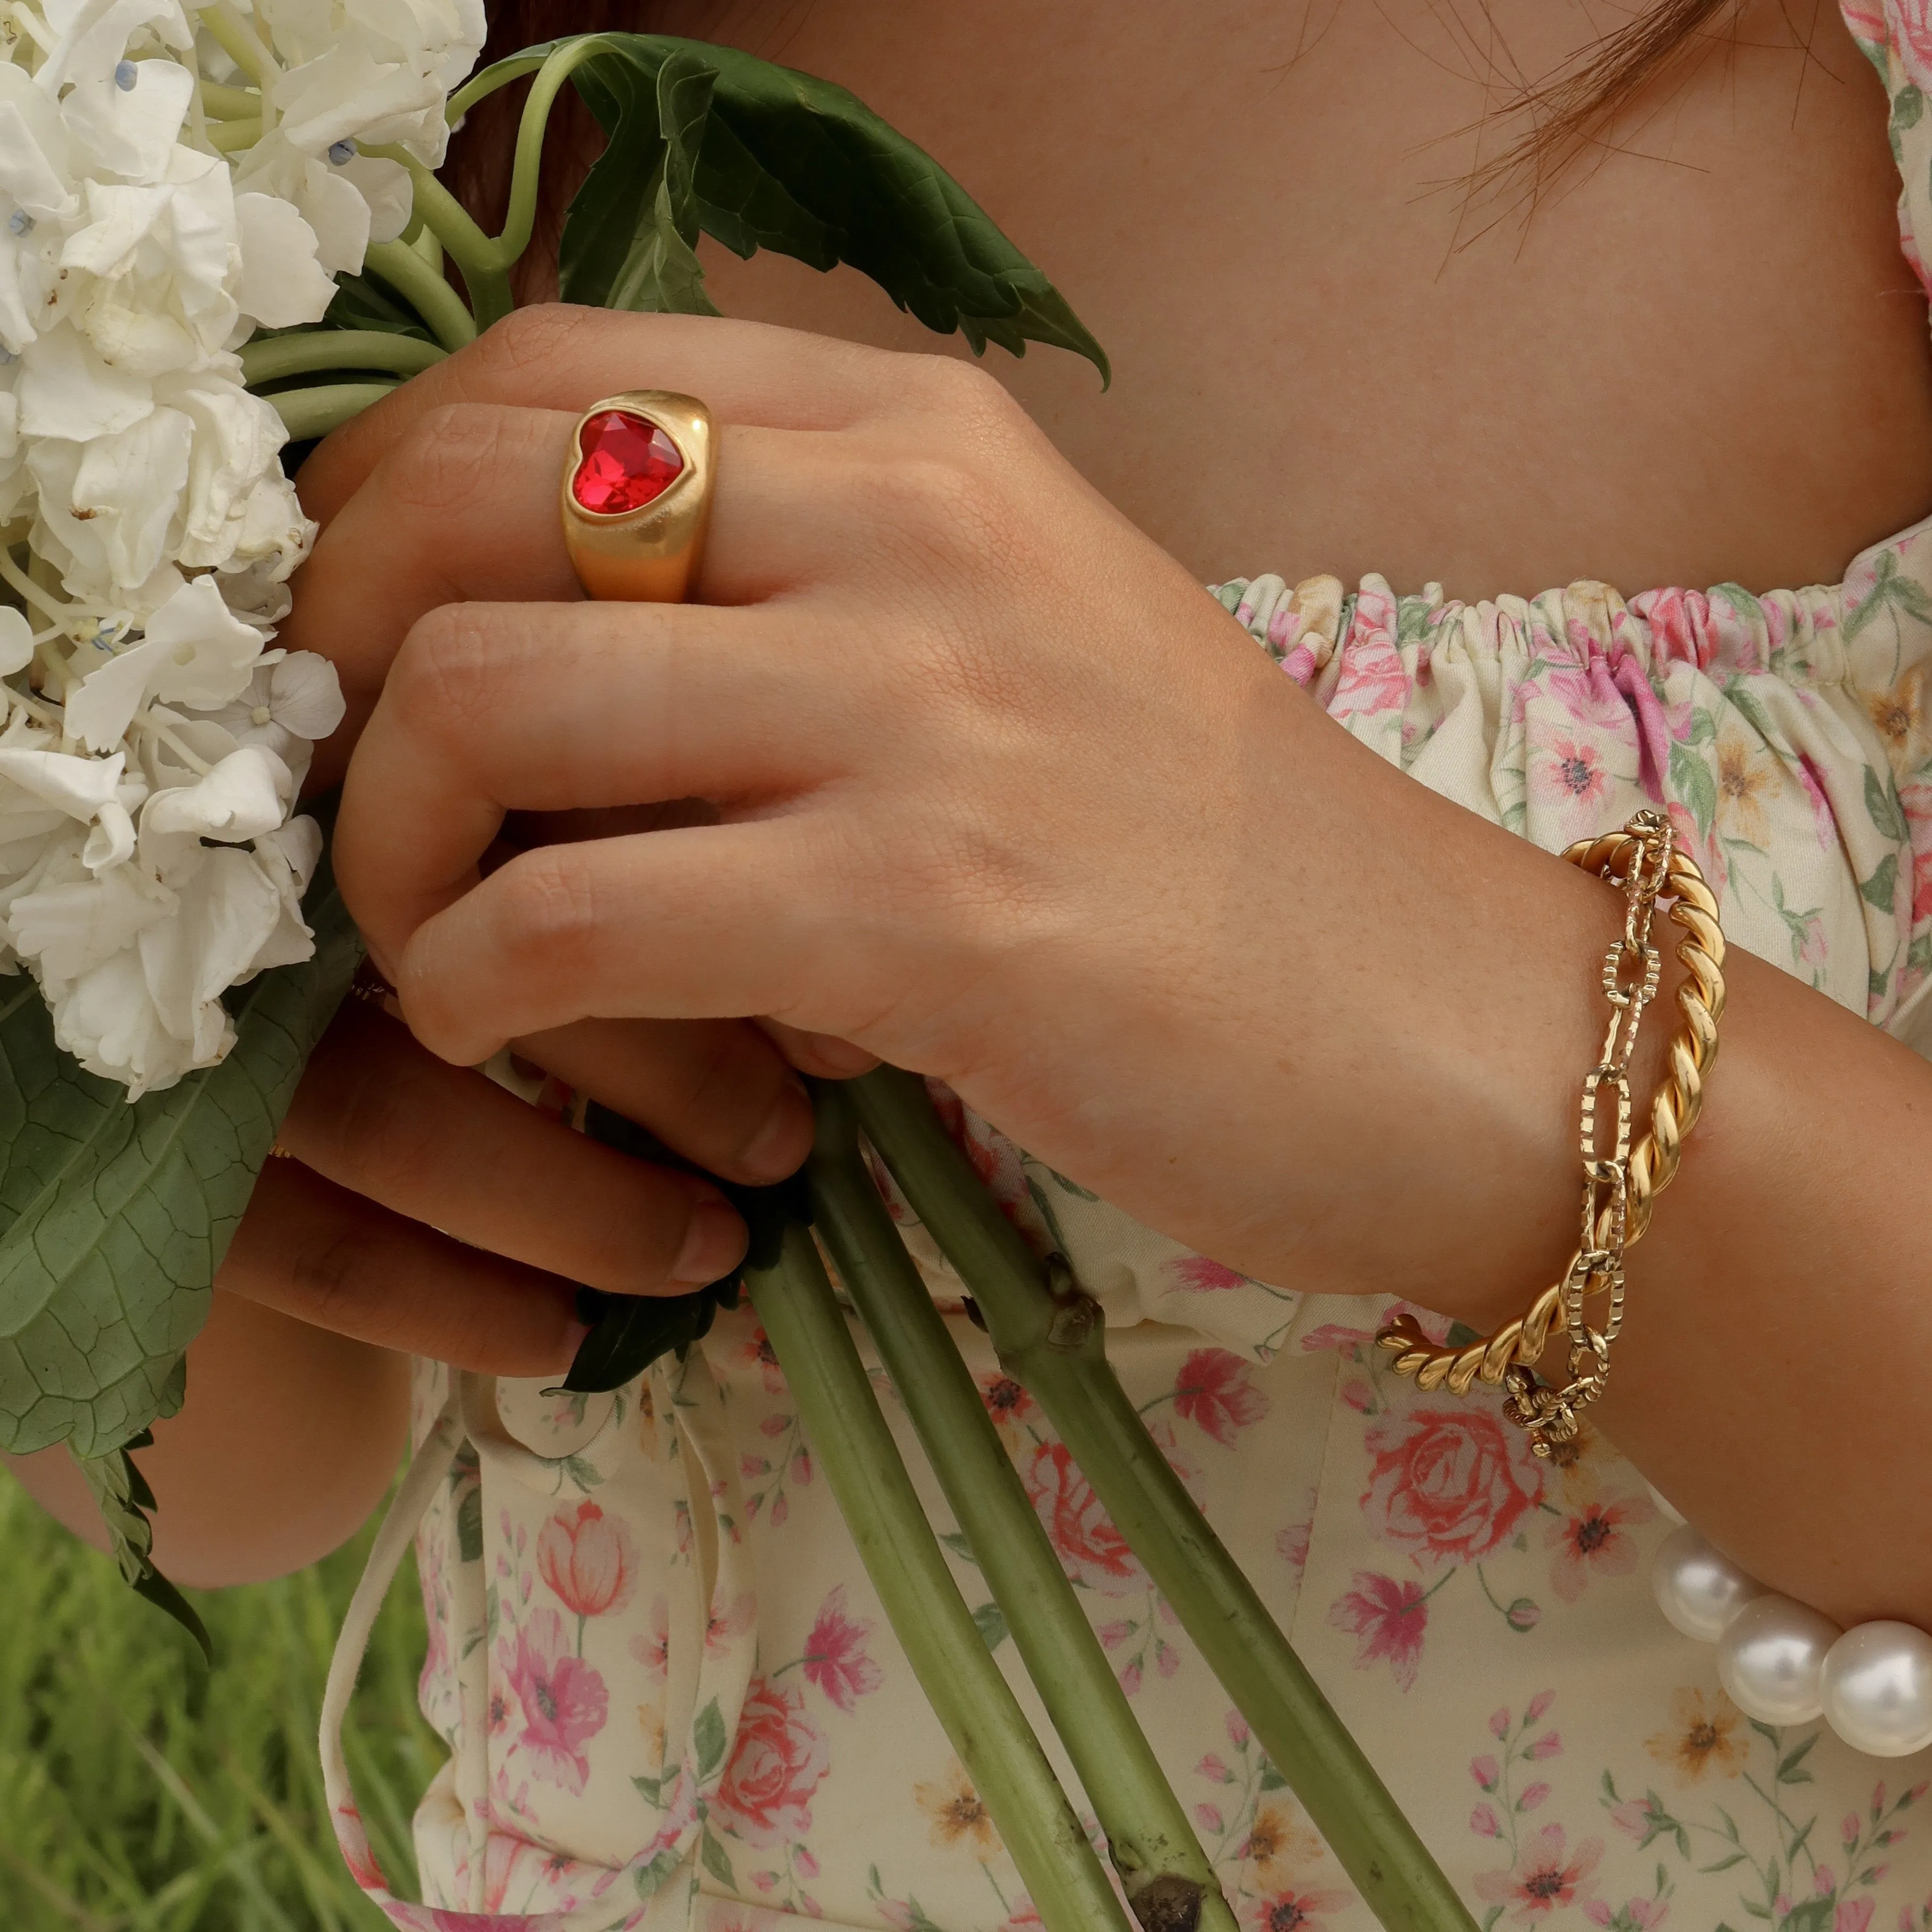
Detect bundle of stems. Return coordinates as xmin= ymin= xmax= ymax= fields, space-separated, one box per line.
xmin=744 ymin=1072 xmax=1478 ymax=1932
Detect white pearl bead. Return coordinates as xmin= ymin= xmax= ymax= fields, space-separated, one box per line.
xmin=1821 ymin=1623 xmax=1932 ymax=1758
xmin=1717 ymin=1595 xmax=1842 ymax=1726
xmin=1651 ymin=1523 xmax=1764 ymax=1642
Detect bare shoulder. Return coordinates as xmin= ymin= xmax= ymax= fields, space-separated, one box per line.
xmin=680 ymin=0 xmax=1932 ymax=594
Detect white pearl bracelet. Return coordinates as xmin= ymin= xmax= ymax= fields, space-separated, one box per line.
xmin=1650 ymin=1522 xmax=1932 ymax=1758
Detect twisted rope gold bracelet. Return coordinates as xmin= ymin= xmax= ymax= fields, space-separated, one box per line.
xmin=1374 ymin=818 xmax=1726 ymax=1429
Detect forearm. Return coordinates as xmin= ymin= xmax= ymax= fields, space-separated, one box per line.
xmin=3 ymin=1288 xmax=410 ymax=1589
xmin=1215 ymin=701 xmax=1932 ymax=1627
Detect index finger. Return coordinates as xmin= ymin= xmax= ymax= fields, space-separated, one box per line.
xmin=298 ymin=305 xmax=903 ymax=529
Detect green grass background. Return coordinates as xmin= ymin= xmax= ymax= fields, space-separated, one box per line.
xmin=0 ymin=1470 xmax=438 ymax=1931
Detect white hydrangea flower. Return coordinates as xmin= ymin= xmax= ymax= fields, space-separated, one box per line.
xmin=0 ymin=0 xmax=485 ymax=1093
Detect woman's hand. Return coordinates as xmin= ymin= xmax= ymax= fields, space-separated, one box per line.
xmin=223 ymin=986 xmax=811 ymax=1375
xmin=3 ymin=974 xmax=817 ymax=1586
xmin=305 ymin=303 xmax=1932 ymax=1623
xmin=313 ymin=303 xmax=1634 ymax=1316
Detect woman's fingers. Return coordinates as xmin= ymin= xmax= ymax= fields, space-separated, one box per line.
xmin=512 ymin=1014 xmax=816 ymax=1183
xmin=298 ymin=306 xmax=912 ymax=527
xmin=287 ymin=408 xmax=844 ymax=788
xmin=279 ymin=1000 xmax=751 ymax=1294
xmin=392 ymin=820 xmax=856 ymax=1065
xmin=222 ymin=1156 xmax=585 ymax=1377
xmin=335 ymin=596 xmax=843 ymax=960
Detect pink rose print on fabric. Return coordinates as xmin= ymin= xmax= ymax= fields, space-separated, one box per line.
xmin=1892 ymin=0 xmax=1932 ymax=86
xmin=802 ymin=1586 xmax=885 ymax=1712
xmin=537 ymin=1500 xmax=638 ymax=1623
xmin=496 ymin=1607 xmax=609 ymax=1796
xmin=1025 ymin=1440 xmax=1146 ymax=1595
xmin=1173 ymin=1348 xmax=1271 ymax=1445
xmin=1361 ymin=1407 xmax=1544 ymax=1567
xmin=713 ymin=1675 xmax=831 ymax=1848
xmin=1168 ymin=1255 xmax=1249 ymax=1293
xmin=1545 ymin=1492 xmax=1656 ymax=1604
xmin=1328 ymin=1571 xmax=1429 ymax=1692
xmin=1474 ymin=1824 xmax=1604 ymax=1923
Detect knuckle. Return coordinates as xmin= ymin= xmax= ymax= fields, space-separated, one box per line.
xmin=331 ymin=1055 xmax=445 ymax=1196
xmin=287 ymin=1224 xmax=387 ymax=1341
xmin=902 ymin=350 xmax=1004 ymax=416
xmin=386 ymin=604 xmax=502 ymax=749
xmin=470 ymin=302 xmax=604 ymax=387
xmin=494 ymin=848 xmax=603 ymax=970
xmin=382 ymin=404 xmax=517 ymax=521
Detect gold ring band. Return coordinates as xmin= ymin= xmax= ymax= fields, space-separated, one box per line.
xmin=560 ymin=390 xmax=715 ymax=603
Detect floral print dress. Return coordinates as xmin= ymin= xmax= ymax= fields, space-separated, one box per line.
xmin=322 ymin=4 xmax=1932 ymax=1928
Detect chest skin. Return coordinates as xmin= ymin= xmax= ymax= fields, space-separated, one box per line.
xmin=639 ymin=0 xmax=1932 ymax=599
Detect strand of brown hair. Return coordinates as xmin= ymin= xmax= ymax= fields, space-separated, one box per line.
xmin=1459 ymin=0 xmax=1740 ymax=215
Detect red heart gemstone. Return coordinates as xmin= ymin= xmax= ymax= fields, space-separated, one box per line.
xmin=570 ymin=410 xmax=685 ymax=515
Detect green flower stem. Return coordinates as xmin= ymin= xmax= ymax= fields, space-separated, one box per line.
xmin=364 ymin=150 xmax=514 ymax=331
xmin=195 ymin=5 xmax=273 ymax=89
xmin=747 ymin=1221 xmax=1136 ymax=1932
xmin=848 ymin=1067 xmax=1479 ymax=1932
xmin=266 ymin=382 xmax=399 ymax=442
xmin=394 ymin=37 xmax=615 ymax=315
xmin=363 ymin=241 xmax=477 ymax=352
xmin=199 ymin=80 xmax=258 ymax=118
xmin=807 ymin=1081 xmax=1238 ymax=1932
xmin=208 ymin=117 xmax=261 ymax=153
xmin=240 ymin=332 xmax=448 ymax=387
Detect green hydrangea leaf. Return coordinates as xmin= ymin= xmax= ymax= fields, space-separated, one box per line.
xmin=556 ymin=1101 xmax=811 ymax=1395
xmin=0 ymin=832 xmax=362 ymax=1460
xmin=548 ymin=33 xmax=1108 ymax=383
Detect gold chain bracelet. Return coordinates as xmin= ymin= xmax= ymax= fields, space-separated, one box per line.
xmin=1375 ymin=810 xmax=1726 ymax=1455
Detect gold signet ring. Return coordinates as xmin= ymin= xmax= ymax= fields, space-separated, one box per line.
xmin=559 ymin=391 xmax=715 ymax=602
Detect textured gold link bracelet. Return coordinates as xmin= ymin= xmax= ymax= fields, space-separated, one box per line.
xmin=1375 ymin=811 xmax=1726 ymax=1451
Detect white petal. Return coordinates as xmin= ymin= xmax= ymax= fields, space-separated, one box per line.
xmin=339 ymin=153 xmax=410 ymax=246
xmin=140 ymin=743 xmax=290 ymax=843
xmin=16 ymin=323 xmax=154 ymax=441
xmin=234 ymin=192 xmax=335 ymax=330
xmin=0 ymin=606 xmax=34 ymax=676
xmin=137 ymin=842 xmax=279 ymax=1047
xmin=0 ymin=64 xmax=77 ymax=220
xmin=267 ymin=650 xmax=344 ymax=739
xmin=11 ymin=851 xmax=173 ymax=982
xmin=81 ymin=798 xmax=135 ymax=872
xmin=65 ymin=566 xmax=263 ymax=752
xmin=37 ymin=0 xmax=195 ymax=94
xmin=241 ymin=818 xmax=320 ymax=974
xmin=142 ymin=572 xmax=266 ymax=706
xmin=0 ymin=746 xmax=125 ymax=819
xmin=31 ymin=405 xmax=194 ymax=599
xmin=48 ymin=944 xmax=197 ymax=1097
xmin=61 ymin=59 xmax=194 ymax=184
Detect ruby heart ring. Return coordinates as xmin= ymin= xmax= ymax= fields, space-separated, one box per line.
xmin=559 ymin=390 xmax=716 ymax=602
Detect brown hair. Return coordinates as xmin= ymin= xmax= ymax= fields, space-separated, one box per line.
xmin=1464 ymin=0 xmax=1740 ymax=212
xmin=445 ymin=0 xmax=1739 ymax=247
